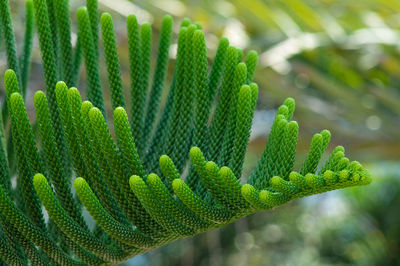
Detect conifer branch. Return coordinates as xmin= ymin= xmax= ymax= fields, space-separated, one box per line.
xmin=76 ymin=7 xmax=105 ymax=115
xmin=53 ymin=0 xmax=75 ymax=86
xmin=100 ymin=13 xmax=125 ymax=110
xmin=20 ymin=0 xmax=35 ymax=94
xmin=0 ymin=2 xmax=372 ymax=264
xmin=142 ymin=16 xmax=172 ymax=148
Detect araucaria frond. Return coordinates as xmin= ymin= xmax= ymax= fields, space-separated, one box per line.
xmin=0 ymin=0 xmax=371 ymax=265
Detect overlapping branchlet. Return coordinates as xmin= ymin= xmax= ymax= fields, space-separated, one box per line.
xmin=0 ymin=0 xmax=371 ymax=264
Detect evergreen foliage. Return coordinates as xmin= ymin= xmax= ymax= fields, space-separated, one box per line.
xmin=0 ymin=0 xmax=371 ymax=265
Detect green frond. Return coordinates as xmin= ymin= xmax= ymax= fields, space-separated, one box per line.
xmin=143 ymin=15 xmax=173 ymax=148
xmin=244 ymin=50 xmax=258 ymax=84
xmin=100 ymin=12 xmax=125 ymax=109
xmin=207 ymin=37 xmax=229 ymax=109
xmin=0 ymin=180 xmax=78 ymax=265
xmin=113 ymin=107 xmax=163 ymax=236
xmin=34 ymin=91 xmax=87 ymax=227
xmin=7 ymin=90 xmax=46 ymax=231
xmin=0 ymin=124 xmax=11 ymax=197
xmin=218 ymin=62 xmax=248 ymax=166
xmin=0 ymin=0 xmax=20 ymax=123
xmin=180 ymin=17 xmax=191 ymax=27
xmin=207 ymin=46 xmax=239 ymax=160
xmin=166 ymin=24 xmax=197 ymax=173
xmin=4 ymin=69 xmax=20 ymax=101
xmin=127 ymin=14 xmax=143 ymax=149
xmin=192 ymin=30 xmax=210 ymax=151
xmin=139 ymin=22 xmax=152 ymax=106
xmin=20 ymin=0 xmax=34 ymax=94
xmin=72 ymin=39 xmax=82 ymax=85
xmin=114 ymin=107 xmax=145 ymax=178
xmin=0 ymin=112 xmax=6 ymax=163
xmin=55 ymin=82 xmax=87 ymax=179
xmin=230 ymin=84 xmax=258 ymax=178
xmin=32 ymin=0 xmax=58 ymax=94
xmin=249 ymin=99 xmax=296 ymax=189
xmin=236 ymin=48 xmax=243 ymax=63
xmin=33 ymin=174 xmax=125 ymax=263
xmin=10 ymin=92 xmax=43 ymax=175
xmin=68 ymin=90 xmax=124 ymax=225
xmin=86 ymin=0 xmax=99 ymax=57
xmin=275 ymin=120 xmax=299 ymax=179
xmin=88 ymin=107 xmax=132 ymax=222
xmin=44 ymin=0 xmax=59 ymax=69
xmin=259 ymin=189 xmax=288 ymax=207
xmin=0 ymin=5 xmax=372 ymax=264
xmin=241 ymin=184 xmax=270 ymax=210
xmin=159 ymin=154 xmax=180 ymax=188
xmin=219 ymin=166 xmax=249 ymax=211
xmin=76 ymin=6 xmax=105 ymax=114
xmin=81 ymin=101 xmax=127 ymax=224
xmin=130 ymin=175 xmax=194 ymax=236
xmin=146 ymin=173 xmax=210 ymax=230
xmin=0 ymin=0 xmax=20 ymax=82
xmin=53 ymin=0 xmax=74 ymax=86
xmin=172 ymin=179 xmax=231 ymax=224
xmin=0 ymin=233 xmax=26 ymax=265
xmin=74 ymin=177 xmax=153 ymax=248
xmin=142 ymin=20 xmax=190 ymax=172
xmin=300 ymin=130 xmax=330 ymax=175
xmin=33 ymin=0 xmax=70 ymax=180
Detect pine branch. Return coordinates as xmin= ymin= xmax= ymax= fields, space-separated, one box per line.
xmin=100 ymin=13 xmax=125 ymax=110
xmin=20 ymin=0 xmax=35 ymax=95
xmin=142 ymin=16 xmax=172 ymax=148
xmin=33 ymin=0 xmax=70 ymax=179
xmin=0 ymin=0 xmax=20 ymax=124
xmin=86 ymin=0 xmax=99 ymax=58
xmin=53 ymin=0 xmax=75 ymax=86
xmin=0 ymin=0 xmax=20 ymax=82
xmin=45 ymin=0 xmax=59 ymax=75
xmin=142 ymin=20 xmax=191 ymax=172
xmin=76 ymin=7 xmax=105 ymax=115
xmin=0 ymin=2 xmax=372 ymax=264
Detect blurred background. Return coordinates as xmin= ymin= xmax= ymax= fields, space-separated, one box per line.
xmin=2 ymin=0 xmax=400 ymax=265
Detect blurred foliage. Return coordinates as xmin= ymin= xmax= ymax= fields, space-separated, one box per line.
xmin=1 ymin=0 xmax=399 ymax=265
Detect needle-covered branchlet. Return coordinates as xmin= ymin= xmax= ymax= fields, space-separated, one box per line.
xmin=0 ymin=0 xmax=371 ymax=264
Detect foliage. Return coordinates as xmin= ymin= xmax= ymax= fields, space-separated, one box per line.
xmin=0 ymin=0 xmax=371 ymax=265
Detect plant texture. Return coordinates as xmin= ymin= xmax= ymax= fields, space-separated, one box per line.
xmin=0 ymin=0 xmax=371 ymax=265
